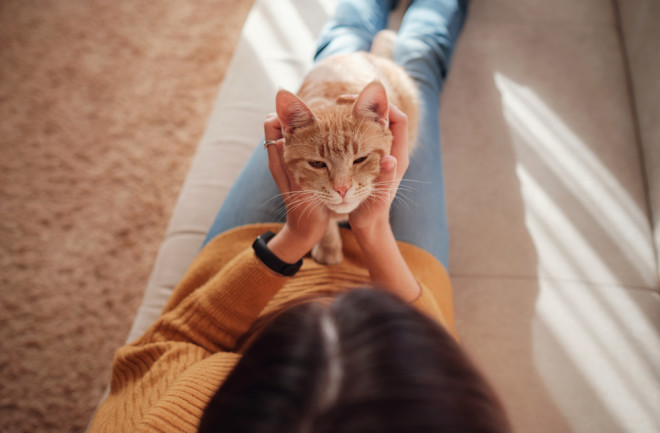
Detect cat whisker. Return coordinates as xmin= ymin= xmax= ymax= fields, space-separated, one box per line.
xmin=263 ymin=191 xmax=324 ymax=219
xmin=360 ymin=196 xmax=374 ymax=213
xmin=274 ymin=205 xmax=289 ymax=220
xmin=371 ymin=180 xmax=418 ymax=195
xmin=302 ymin=198 xmax=325 ymax=222
xmin=369 ymin=186 xmax=419 ymax=210
xmin=259 ymin=192 xmax=288 ymax=209
xmin=369 ymin=180 xmax=428 ymax=197
xmin=292 ymin=196 xmax=325 ymax=226
xmin=274 ymin=194 xmax=310 ymax=218
xmin=372 ymin=178 xmax=427 ymax=186
xmin=260 ymin=189 xmax=311 ymax=208
xmin=401 ymin=179 xmax=433 ymax=185
xmin=393 ymin=191 xmax=418 ymax=209
xmin=372 ymin=179 xmax=405 ymax=184
xmin=285 ymin=193 xmax=324 ymax=216
xmin=368 ymin=188 xmax=411 ymax=212
xmin=398 ymin=178 xmax=431 ymax=185
xmin=370 ymin=182 xmax=415 ymax=193
xmin=285 ymin=198 xmax=315 ymax=215
xmin=367 ymin=191 xmax=394 ymax=205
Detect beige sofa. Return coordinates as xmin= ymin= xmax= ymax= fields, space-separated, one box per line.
xmin=124 ymin=0 xmax=660 ymax=432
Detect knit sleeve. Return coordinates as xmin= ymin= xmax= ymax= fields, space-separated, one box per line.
xmin=137 ymin=247 xmax=289 ymax=353
xmin=89 ymin=245 xmax=285 ymax=433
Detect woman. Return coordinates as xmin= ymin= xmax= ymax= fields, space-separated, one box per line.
xmin=89 ymin=0 xmax=511 ymax=432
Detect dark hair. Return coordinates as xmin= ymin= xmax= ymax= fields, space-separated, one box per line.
xmin=199 ymin=288 xmax=511 ymax=433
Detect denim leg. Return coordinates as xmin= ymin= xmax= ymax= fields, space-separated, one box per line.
xmin=389 ymin=0 xmax=468 ymax=267
xmin=314 ymin=0 xmax=396 ymax=62
xmin=394 ymin=0 xmax=468 ymax=94
xmin=202 ymin=140 xmax=285 ymax=246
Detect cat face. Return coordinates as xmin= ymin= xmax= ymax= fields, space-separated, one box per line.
xmin=282 ymin=111 xmax=391 ymax=214
xmin=276 ymin=82 xmax=392 ymax=215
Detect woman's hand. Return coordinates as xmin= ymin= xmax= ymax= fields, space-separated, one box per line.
xmin=348 ymin=104 xmax=420 ymax=301
xmin=263 ymin=113 xmax=330 ymax=264
xmin=349 ymin=103 xmax=410 ymax=234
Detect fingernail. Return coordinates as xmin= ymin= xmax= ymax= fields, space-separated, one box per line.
xmin=381 ymin=155 xmax=396 ymax=171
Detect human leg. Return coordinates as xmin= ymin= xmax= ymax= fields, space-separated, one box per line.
xmin=394 ymin=0 xmax=468 ymax=94
xmin=314 ymin=0 xmax=396 ymax=62
xmin=202 ymin=140 xmax=284 ymax=246
xmin=389 ymin=0 xmax=468 ymax=267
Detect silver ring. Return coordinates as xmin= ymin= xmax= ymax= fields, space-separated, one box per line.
xmin=264 ymin=139 xmax=279 ymax=149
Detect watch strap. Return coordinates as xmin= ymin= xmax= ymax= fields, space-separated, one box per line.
xmin=252 ymin=231 xmax=303 ymax=277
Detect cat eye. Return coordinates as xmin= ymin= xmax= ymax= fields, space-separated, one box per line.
xmin=353 ymin=156 xmax=368 ymax=165
xmin=309 ymin=160 xmax=327 ymax=169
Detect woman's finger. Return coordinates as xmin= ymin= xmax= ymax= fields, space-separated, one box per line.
xmin=264 ymin=112 xmax=283 ymax=141
xmin=379 ymin=155 xmax=399 ymax=201
xmin=264 ymin=113 xmax=292 ymax=192
xmin=387 ymin=104 xmax=409 ymax=177
xmin=266 ymin=139 xmax=290 ymax=193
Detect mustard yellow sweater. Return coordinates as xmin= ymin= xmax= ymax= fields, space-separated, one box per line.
xmin=88 ymin=223 xmax=455 ymax=433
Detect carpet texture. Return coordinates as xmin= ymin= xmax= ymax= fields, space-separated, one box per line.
xmin=0 ymin=1 xmax=253 ymax=431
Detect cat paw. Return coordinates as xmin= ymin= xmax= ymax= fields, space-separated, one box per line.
xmin=311 ymin=243 xmax=343 ymax=265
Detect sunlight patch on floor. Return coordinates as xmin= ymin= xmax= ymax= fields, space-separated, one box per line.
xmin=535 ymin=280 xmax=660 ymax=431
xmin=495 ymin=73 xmax=655 ymax=287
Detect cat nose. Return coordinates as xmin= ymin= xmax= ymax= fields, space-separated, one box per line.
xmin=335 ymin=185 xmax=350 ymax=198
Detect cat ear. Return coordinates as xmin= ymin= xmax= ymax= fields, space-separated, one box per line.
xmin=352 ymin=81 xmax=389 ymax=128
xmin=276 ymin=89 xmax=316 ymax=135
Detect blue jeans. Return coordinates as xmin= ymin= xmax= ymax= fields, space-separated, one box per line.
xmin=203 ymin=0 xmax=467 ymax=268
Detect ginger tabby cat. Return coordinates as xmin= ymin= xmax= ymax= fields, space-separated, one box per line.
xmin=276 ymin=31 xmax=419 ymax=265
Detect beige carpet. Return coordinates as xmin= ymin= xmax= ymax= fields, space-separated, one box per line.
xmin=0 ymin=1 xmax=253 ymax=431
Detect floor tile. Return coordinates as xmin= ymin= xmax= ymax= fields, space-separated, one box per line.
xmin=452 ymin=277 xmax=660 ymax=433
xmin=441 ymin=19 xmax=658 ymax=288
xmin=468 ymin=0 xmax=615 ymax=26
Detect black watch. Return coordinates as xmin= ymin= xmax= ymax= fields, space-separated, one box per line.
xmin=252 ymin=231 xmax=303 ymax=277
